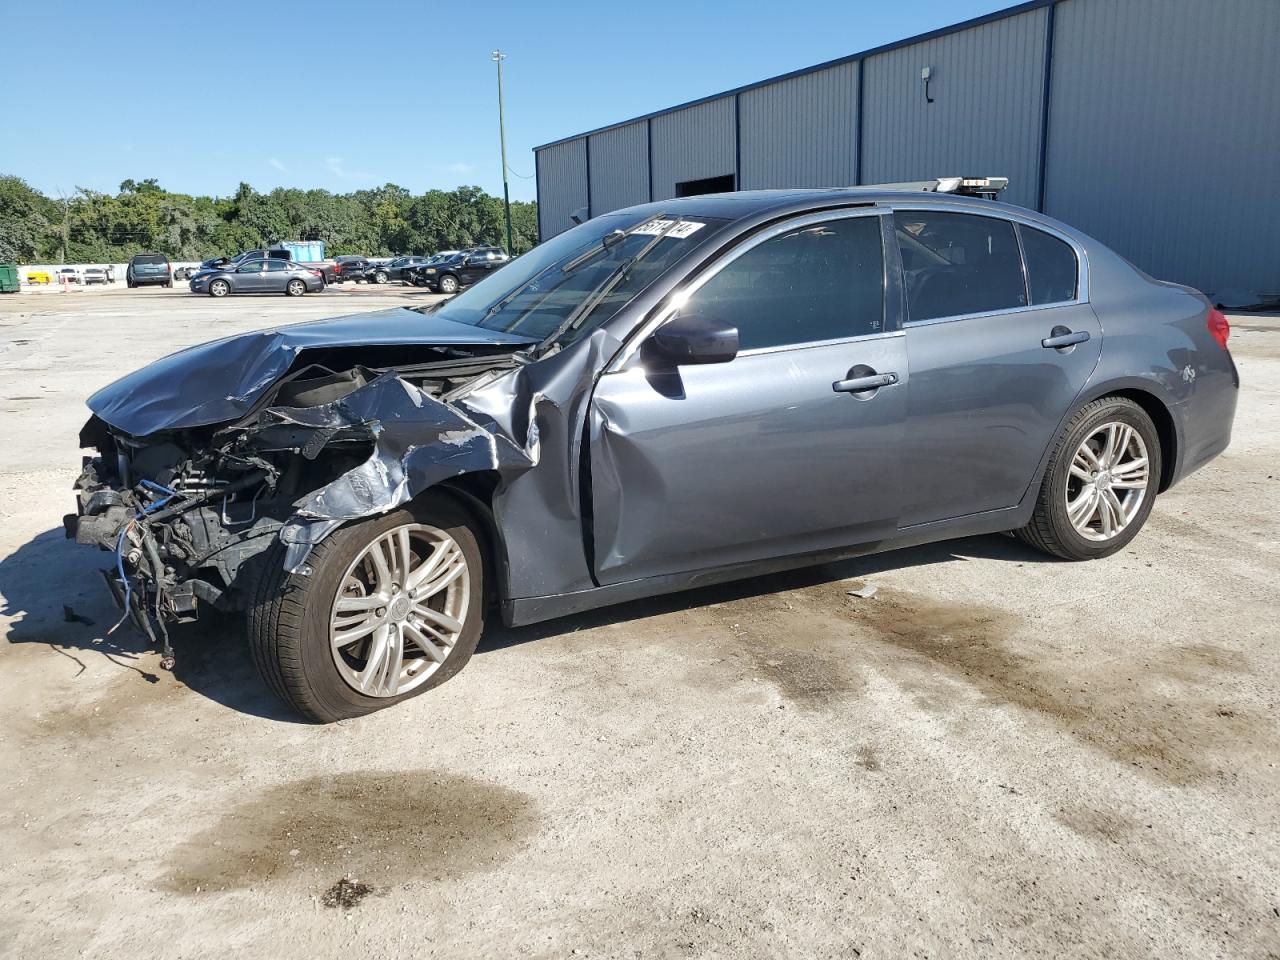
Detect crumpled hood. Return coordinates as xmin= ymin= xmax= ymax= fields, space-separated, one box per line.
xmin=87 ymin=307 xmax=535 ymax=436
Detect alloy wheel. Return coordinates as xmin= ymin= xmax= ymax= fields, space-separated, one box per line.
xmin=329 ymin=523 xmax=470 ymax=698
xmin=1064 ymin=421 xmax=1150 ymax=542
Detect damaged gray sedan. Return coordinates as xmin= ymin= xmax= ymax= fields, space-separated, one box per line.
xmin=68 ymin=184 xmax=1238 ymax=721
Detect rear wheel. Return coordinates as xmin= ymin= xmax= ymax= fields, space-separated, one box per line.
xmin=209 ymin=279 xmax=230 ymax=298
xmin=247 ymin=496 xmax=486 ymax=722
xmin=438 ymin=273 xmax=459 ymax=294
xmin=1016 ymin=397 xmax=1161 ymax=560
xmin=286 ymin=278 xmax=306 ymax=297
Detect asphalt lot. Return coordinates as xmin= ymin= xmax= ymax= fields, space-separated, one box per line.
xmin=1 ymin=284 xmax=1277 ymax=959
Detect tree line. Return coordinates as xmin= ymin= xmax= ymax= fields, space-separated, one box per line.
xmin=0 ymin=175 xmax=539 ymax=264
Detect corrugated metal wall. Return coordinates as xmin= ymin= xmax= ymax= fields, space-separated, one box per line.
xmin=860 ymin=7 xmax=1047 ymax=209
xmin=535 ymin=0 xmax=1279 ymax=292
xmin=536 ymin=139 xmax=588 ymax=241
xmin=649 ymin=98 xmax=736 ymax=202
xmin=1044 ymin=0 xmax=1280 ymax=295
xmin=738 ymin=62 xmax=859 ymax=190
xmin=588 ymin=121 xmax=650 ymax=216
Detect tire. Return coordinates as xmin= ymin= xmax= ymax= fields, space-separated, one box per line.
xmin=165 ymin=279 xmax=173 ymax=288
xmin=438 ymin=274 xmax=459 ymax=294
xmin=247 ymin=495 xmax=487 ymax=722
xmin=286 ymin=278 xmax=306 ymax=297
xmin=1016 ymin=396 xmax=1161 ymax=561
xmin=373 ymin=271 xmax=388 ymax=284
xmin=126 ymin=277 xmax=135 ymax=289
xmin=209 ymin=279 xmax=230 ymax=298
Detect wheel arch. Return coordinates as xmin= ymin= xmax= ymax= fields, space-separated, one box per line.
xmin=1073 ymin=380 xmax=1180 ymax=492
xmin=415 ymin=472 xmax=508 ymax=605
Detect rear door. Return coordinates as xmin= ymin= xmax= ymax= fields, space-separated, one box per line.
xmin=262 ymin=259 xmax=292 ymax=291
xmin=893 ymin=209 xmax=1101 ymax=527
xmin=588 ymin=209 xmax=906 ymax=584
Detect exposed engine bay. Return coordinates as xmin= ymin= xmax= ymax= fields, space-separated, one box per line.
xmin=66 ymin=342 xmax=527 ymax=667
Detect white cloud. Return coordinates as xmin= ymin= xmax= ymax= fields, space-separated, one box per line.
xmin=325 ymin=157 xmax=375 ymax=182
xmin=268 ymin=157 xmax=289 ymax=173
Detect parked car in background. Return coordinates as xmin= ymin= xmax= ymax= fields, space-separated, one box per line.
xmin=127 ymin=253 xmax=173 ymax=288
xmin=57 ymin=267 xmax=81 ymax=285
xmin=173 ymin=265 xmax=201 ymax=281
xmin=26 ymin=270 xmax=52 ymax=285
xmin=407 ymin=251 xmax=463 ymax=286
xmin=189 ymin=258 xmax=325 ymax=297
xmin=333 ymin=256 xmax=371 ymax=283
xmin=364 ymin=256 xmax=431 ymax=285
xmin=83 ymin=267 xmax=109 ymax=285
xmin=223 ymin=247 xmax=337 ymax=284
xmin=417 ymin=246 xmax=510 ymax=294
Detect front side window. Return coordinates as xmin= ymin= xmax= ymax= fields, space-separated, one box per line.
xmin=1020 ymin=225 xmax=1078 ymax=305
xmin=238 ymin=260 xmax=265 ymax=273
xmin=896 ymin=211 xmax=1027 ymax=322
xmin=681 ymin=215 xmax=886 ymax=351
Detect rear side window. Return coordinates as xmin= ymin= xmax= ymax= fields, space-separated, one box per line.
xmin=683 ymin=216 xmax=886 ymax=351
xmin=1020 ymin=225 xmax=1078 ymax=304
xmin=896 ymin=211 xmax=1027 ymax=322
xmin=132 ymin=254 xmax=167 ymax=265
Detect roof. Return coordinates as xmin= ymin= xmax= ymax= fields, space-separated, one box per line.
xmin=592 ymin=186 xmax=1014 ymax=222
xmin=534 ymin=0 xmax=1054 ymax=151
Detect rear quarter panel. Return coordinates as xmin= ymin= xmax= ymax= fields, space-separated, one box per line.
xmin=1078 ymin=242 xmax=1239 ymax=486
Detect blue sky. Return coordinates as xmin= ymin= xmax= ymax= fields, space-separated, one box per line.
xmin=0 ymin=0 xmax=1012 ymax=202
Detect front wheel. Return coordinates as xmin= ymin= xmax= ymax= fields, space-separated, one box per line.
xmin=373 ymin=271 xmax=388 ymax=284
xmin=437 ymin=274 xmax=459 ymax=294
xmin=247 ymin=495 xmax=486 ymax=722
xmin=1016 ymin=397 xmax=1161 ymax=560
xmin=209 ymin=279 xmax=230 ymax=297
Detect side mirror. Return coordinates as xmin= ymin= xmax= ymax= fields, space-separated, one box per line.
xmin=643 ymin=314 xmax=739 ymax=366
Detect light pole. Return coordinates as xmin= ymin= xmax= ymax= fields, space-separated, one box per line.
xmin=491 ymin=49 xmax=515 ymax=255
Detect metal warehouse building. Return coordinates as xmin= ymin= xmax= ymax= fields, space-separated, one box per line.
xmin=534 ymin=0 xmax=1280 ymax=299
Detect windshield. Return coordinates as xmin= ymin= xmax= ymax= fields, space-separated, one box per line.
xmin=431 ymin=211 xmax=727 ymax=346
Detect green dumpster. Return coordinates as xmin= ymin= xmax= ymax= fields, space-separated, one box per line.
xmin=0 ymin=263 xmax=19 ymax=294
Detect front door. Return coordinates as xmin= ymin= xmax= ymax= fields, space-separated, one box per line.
xmin=235 ymin=260 xmax=269 ymax=292
xmin=588 ymin=210 xmax=907 ymax=584
xmin=459 ymin=253 xmax=492 ymax=286
xmin=893 ymin=209 xmax=1102 ymax=527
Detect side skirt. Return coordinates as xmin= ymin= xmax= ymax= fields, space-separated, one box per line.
xmin=501 ymin=503 xmax=1029 ymax=627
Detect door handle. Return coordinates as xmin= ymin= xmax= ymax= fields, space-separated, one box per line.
xmin=833 ymin=372 xmax=899 ymax=393
xmin=1042 ymin=329 xmax=1090 ymax=349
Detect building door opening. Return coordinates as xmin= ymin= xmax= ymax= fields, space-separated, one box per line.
xmin=675 ymin=174 xmax=736 ymax=197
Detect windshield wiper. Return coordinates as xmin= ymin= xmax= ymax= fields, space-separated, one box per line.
xmin=533 ymin=217 xmax=683 ymax=357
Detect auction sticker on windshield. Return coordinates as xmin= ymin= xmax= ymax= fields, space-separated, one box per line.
xmin=632 ymin=219 xmax=707 ymax=239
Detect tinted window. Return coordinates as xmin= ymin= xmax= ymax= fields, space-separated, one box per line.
xmin=682 ymin=216 xmax=885 ymax=351
xmin=1020 ymin=225 xmax=1078 ymax=305
xmin=896 ymin=212 xmax=1027 ymax=322
xmin=238 ymin=260 xmax=265 ymax=272
xmin=132 ymin=254 xmax=167 ymax=265
xmin=263 ymin=260 xmax=289 ymax=272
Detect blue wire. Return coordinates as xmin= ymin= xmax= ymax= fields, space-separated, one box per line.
xmin=109 ymin=482 xmax=179 ymax=628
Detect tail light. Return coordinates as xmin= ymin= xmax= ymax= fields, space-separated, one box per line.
xmin=310 ymin=270 xmax=323 ymax=279
xmin=1207 ymin=307 xmax=1230 ymax=350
